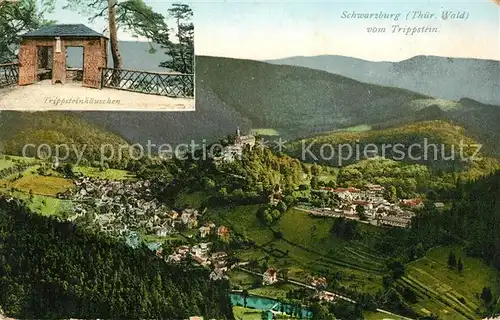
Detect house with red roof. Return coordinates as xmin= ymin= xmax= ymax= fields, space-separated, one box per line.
xmin=262 ymin=267 xmax=278 ymax=285
xmin=217 ymin=225 xmax=230 ymax=241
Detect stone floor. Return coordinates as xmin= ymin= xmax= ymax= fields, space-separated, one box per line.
xmin=0 ymin=81 xmax=195 ymax=111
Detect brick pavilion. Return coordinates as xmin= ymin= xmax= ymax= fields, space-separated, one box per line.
xmin=18 ymin=24 xmax=108 ymax=88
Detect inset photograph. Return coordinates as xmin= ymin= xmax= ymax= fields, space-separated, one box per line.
xmin=0 ymin=1 xmax=194 ymax=111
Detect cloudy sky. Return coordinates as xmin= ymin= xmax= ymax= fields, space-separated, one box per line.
xmin=45 ymin=0 xmax=499 ymax=62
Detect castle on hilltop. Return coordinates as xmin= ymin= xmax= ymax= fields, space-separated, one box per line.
xmin=220 ymin=128 xmax=256 ymax=163
xmin=235 ymin=127 xmax=256 ymax=147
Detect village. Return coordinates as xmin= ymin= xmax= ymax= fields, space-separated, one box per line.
xmin=298 ymin=183 xmax=425 ymax=228
xmin=216 ymin=130 xmax=424 ymax=229
xmin=58 ymin=175 xmax=236 ymax=282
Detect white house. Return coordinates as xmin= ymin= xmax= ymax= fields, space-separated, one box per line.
xmin=262 ymin=268 xmax=278 ymax=285
xmin=209 ymin=268 xmax=228 ymax=281
xmin=378 ymin=215 xmax=411 ymax=228
xmin=199 ymin=225 xmax=211 ymax=238
xmin=156 ymin=227 xmax=171 ymax=237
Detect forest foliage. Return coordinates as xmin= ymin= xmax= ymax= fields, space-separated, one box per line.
xmin=0 ymin=197 xmax=234 ymax=319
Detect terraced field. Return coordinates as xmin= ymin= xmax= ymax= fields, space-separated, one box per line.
xmin=396 ymin=246 xmax=500 ymax=319
xmin=206 ymin=205 xmax=388 ymax=294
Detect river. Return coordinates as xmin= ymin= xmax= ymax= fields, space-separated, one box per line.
xmin=230 ymin=293 xmax=313 ymax=319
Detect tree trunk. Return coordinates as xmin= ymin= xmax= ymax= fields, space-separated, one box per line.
xmin=108 ymin=0 xmax=122 ymax=69
xmin=108 ymin=0 xmax=122 ymax=85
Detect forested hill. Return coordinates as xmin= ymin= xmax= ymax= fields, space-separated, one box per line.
xmin=0 ymin=111 xmax=131 ymax=167
xmin=76 ymin=56 xmax=500 ymax=157
xmin=409 ymin=169 xmax=500 ymax=283
xmin=286 ymin=120 xmax=500 ymax=175
xmin=266 ymin=55 xmax=500 ymax=105
xmin=448 ymin=171 xmax=500 ymax=271
xmin=0 ymin=197 xmax=234 ymax=319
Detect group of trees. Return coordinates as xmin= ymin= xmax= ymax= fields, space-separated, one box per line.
xmin=305 ymin=156 xmax=477 ymax=203
xmin=63 ymin=0 xmax=193 ymax=73
xmin=447 ymin=251 xmax=464 ymax=272
xmin=151 ymin=141 xmax=308 ymax=206
xmin=256 ymin=200 xmax=288 ymax=225
xmin=0 ymin=0 xmax=55 ymax=63
xmin=310 ymin=300 xmax=363 ymax=320
xmin=0 ymin=196 xmax=234 ymax=319
xmin=0 ymin=163 xmax=30 ymax=179
xmin=407 ymin=171 xmax=500 ymax=274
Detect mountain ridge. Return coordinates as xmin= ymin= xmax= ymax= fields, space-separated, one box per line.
xmin=266 ymin=54 xmax=500 ymax=105
xmin=3 ymin=54 xmax=500 ymax=159
xmin=266 ymin=53 xmax=500 ymax=64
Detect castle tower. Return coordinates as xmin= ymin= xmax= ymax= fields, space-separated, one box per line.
xmin=235 ymin=127 xmax=242 ymax=144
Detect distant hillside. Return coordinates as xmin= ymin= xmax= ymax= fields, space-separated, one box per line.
xmin=3 ymin=55 xmax=499 ymax=159
xmin=286 ymin=120 xmax=500 ymax=177
xmin=78 ymin=55 xmax=430 ymax=146
xmin=266 ymin=55 xmax=500 ymax=105
xmin=0 ymin=111 xmax=129 ymax=165
xmin=76 ymin=56 xmax=500 ymax=157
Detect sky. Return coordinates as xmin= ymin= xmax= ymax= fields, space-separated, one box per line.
xmin=44 ymin=0 xmax=499 ymax=62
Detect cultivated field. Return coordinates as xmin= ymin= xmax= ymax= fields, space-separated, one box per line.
xmin=232 ymin=306 xmax=263 ymax=320
xmin=11 ymin=173 xmax=74 ymax=197
xmin=208 ymin=205 xmax=388 ymax=294
xmin=397 ymin=245 xmax=500 ymax=320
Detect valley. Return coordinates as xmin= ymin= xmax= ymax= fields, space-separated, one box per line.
xmin=1 ymin=0 xmax=498 ymax=319
xmin=1 ymin=117 xmax=499 ymax=319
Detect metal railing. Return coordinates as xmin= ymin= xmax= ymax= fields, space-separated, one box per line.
xmin=100 ymin=68 xmax=194 ymax=98
xmin=0 ymin=63 xmax=19 ymax=88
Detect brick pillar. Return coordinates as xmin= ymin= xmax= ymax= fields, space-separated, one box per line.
xmin=18 ymin=43 xmax=36 ymax=86
xmin=52 ymin=38 xmax=66 ymax=85
xmin=82 ymin=39 xmax=105 ymax=89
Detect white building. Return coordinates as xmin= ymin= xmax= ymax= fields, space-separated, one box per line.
xmin=378 ymin=216 xmax=411 ymax=228
xmin=199 ymin=226 xmax=211 ymax=238
xmin=262 ymin=268 xmax=278 ymax=285
xmin=156 ymin=227 xmax=172 ymax=237
xmin=218 ymin=128 xmax=256 ymax=163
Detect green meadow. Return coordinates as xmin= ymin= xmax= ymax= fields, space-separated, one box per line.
xmin=397 ymin=245 xmax=500 ymax=320
xmin=232 ymin=306 xmax=264 ymax=320
xmin=0 ymin=158 xmax=16 ymax=170
xmin=207 ymin=205 xmax=387 ymax=294
xmin=207 ymin=201 xmax=500 ymax=318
